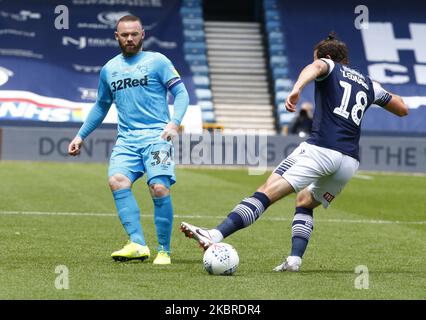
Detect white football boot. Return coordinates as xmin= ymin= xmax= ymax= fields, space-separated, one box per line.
xmin=180 ymin=222 xmax=214 ymax=250
xmin=273 ymin=256 xmax=302 ymax=272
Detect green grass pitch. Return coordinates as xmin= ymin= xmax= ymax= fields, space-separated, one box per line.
xmin=0 ymin=161 xmax=424 ymax=299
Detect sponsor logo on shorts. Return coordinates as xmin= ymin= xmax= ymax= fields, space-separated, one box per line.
xmin=323 ymin=192 xmax=335 ymax=203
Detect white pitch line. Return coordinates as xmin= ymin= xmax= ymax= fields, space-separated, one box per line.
xmin=354 ymin=174 xmax=374 ymax=180
xmin=0 ymin=211 xmax=425 ymax=225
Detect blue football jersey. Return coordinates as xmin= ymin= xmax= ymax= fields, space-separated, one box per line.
xmin=98 ymin=51 xmax=182 ymax=134
xmin=306 ymin=58 xmax=392 ymax=160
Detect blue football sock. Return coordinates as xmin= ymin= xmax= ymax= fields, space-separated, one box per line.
xmin=216 ymin=192 xmax=271 ymax=238
xmin=113 ymin=188 xmax=146 ymax=246
xmin=290 ymin=207 xmax=314 ymax=257
xmin=153 ymin=195 xmax=173 ymax=254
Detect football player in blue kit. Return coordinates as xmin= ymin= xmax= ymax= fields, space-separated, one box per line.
xmin=68 ymin=15 xmax=189 ymax=265
xmin=181 ymin=33 xmax=408 ymax=271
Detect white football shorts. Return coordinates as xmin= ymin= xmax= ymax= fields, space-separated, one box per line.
xmin=273 ymin=142 xmax=359 ymax=208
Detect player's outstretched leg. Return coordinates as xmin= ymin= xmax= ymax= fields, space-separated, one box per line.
xmin=180 ymin=222 xmax=216 ymax=250
xmin=181 ymin=191 xmax=271 ymax=250
xmin=181 ymin=173 xmax=294 ymax=250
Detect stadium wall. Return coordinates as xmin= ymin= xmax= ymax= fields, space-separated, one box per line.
xmin=1 ymin=126 xmax=425 ymax=173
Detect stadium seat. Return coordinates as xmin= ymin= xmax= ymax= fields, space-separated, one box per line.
xmin=276 ymin=102 xmax=286 ymax=114
xmin=182 ymin=17 xmax=204 ymax=30
xmin=183 ymin=42 xmax=206 ymax=54
xmin=202 ymin=111 xmax=216 ymax=123
xmin=275 ymin=78 xmax=293 ymax=91
xmin=275 ymin=90 xmax=291 ymax=106
xmin=265 ymin=20 xmax=281 ymax=33
xmin=279 ymin=112 xmax=296 ymax=126
xmin=180 ymin=0 xmax=215 ymax=124
xmin=268 ymin=32 xmax=285 ymax=45
xmin=184 ymin=54 xmax=208 ymax=64
xmin=183 ymin=29 xmax=205 ymax=42
xmin=190 ymin=64 xmax=209 ymax=76
xmin=263 ymin=0 xmax=292 ymax=133
xmin=198 ymin=100 xmax=214 ymax=112
xmin=182 ymin=0 xmax=203 ymax=8
xmin=195 ymin=89 xmax=212 ymax=101
xmin=265 ymin=9 xmax=280 ymax=21
xmin=264 ymin=1 xmax=279 ymax=10
xmin=270 ymin=55 xmax=288 ymax=68
xmin=180 ymin=7 xmax=203 ymax=19
xmin=272 ymin=67 xmax=289 ymax=79
xmin=269 ymin=43 xmax=286 ymax=56
xmin=192 ymin=75 xmax=210 ymax=88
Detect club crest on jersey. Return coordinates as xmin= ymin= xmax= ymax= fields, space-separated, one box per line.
xmin=110 ymin=75 xmax=148 ymax=92
xmin=136 ymin=65 xmax=148 ymax=73
xmin=323 ymin=192 xmax=335 ymax=203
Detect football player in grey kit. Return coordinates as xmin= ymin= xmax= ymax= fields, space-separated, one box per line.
xmin=180 ymin=33 xmax=408 ymax=271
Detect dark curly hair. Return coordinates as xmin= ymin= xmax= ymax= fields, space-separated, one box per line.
xmin=314 ymin=32 xmax=349 ymax=65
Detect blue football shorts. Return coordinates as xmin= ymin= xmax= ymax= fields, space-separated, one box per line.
xmin=108 ymin=130 xmax=176 ymax=186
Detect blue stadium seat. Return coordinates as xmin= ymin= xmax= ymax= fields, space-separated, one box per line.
xmin=190 ymin=64 xmax=209 ymax=76
xmin=265 ymin=9 xmax=280 ymax=21
xmin=268 ymin=31 xmax=285 ymax=45
xmin=272 ymin=67 xmax=289 ymax=79
xmin=182 ymin=17 xmax=204 ymax=30
xmin=264 ymin=0 xmax=278 ymax=5
xmin=184 ymin=42 xmax=206 ymax=54
xmin=275 ymin=78 xmax=293 ymax=91
xmin=180 ymin=6 xmax=203 ymax=19
xmin=270 ymin=55 xmax=288 ymax=68
xmin=184 ymin=54 xmax=207 ymax=64
xmin=182 ymin=0 xmax=202 ymax=7
xmin=202 ymin=111 xmax=216 ymax=123
xmin=269 ymin=43 xmax=286 ymax=56
xmin=192 ymin=75 xmax=210 ymax=88
xmin=264 ymin=1 xmax=279 ymax=10
xmin=183 ymin=29 xmax=205 ymax=42
xmin=195 ymin=88 xmax=212 ymax=101
xmin=275 ymin=90 xmax=291 ymax=106
xmin=276 ymin=102 xmax=286 ymax=114
xmin=181 ymin=0 xmax=215 ymax=125
xmin=198 ymin=100 xmax=214 ymax=112
xmin=279 ymin=112 xmax=296 ymax=125
xmin=265 ymin=20 xmax=281 ymax=33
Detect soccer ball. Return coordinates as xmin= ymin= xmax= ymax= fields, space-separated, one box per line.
xmin=203 ymin=242 xmax=239 ymax=276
